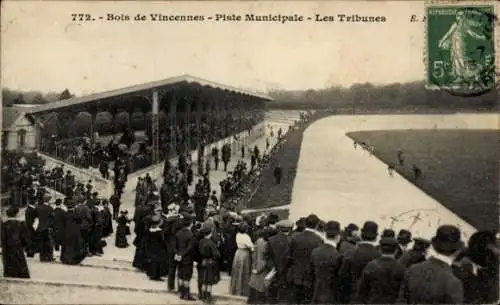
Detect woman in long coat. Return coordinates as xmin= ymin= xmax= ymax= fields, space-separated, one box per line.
xmin=60 ymin=201 xmax=86 ymax=265
xmin=143 ymin=218 xmax=168 ymax=280
xmin=1 ymin=206 xmax=30 ymax=278
xmin=230 ymin=223 xmax=254 ymax=297
xmin=115 ymin=210 xmax=131 ymax=248
xmin=248 ymin=228 xmax=271 ymax=304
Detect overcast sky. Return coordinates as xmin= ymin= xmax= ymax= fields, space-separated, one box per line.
xmin=2 ymin=1 xmax=437 ymax=95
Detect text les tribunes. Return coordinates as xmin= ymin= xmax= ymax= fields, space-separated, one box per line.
xmin=104 ymin=13 xmax=387 ymax=23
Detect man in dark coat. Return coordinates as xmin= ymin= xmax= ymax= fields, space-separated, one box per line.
xmin=265 ymin=219 xmax=292 ymax=303
xmin=338 ymin=223 xmax=360 ymax=254
xmin=211 ymin=147 xmax=219 ymax=170
xmin=395 ymin=229 xmax=412 ymax=259
xmin=397 ymin=225 xmax=464 ymax=304
xmin=132 ymin=202 xmax=153 ymax=270
xmin=24 ymin=201 xmax=38 ymax=257
xmin=273 ymin=163 xmax=282 ymax=185
xmin=398 ymin=237 xmax=431 ymax=268
xmin=174 ymin=216 xmax=196 ymax=300
xmin=35 ymin=195 xmax=55 ymax=262
xmin=109 ymin=190 xmax=121 ymax=220
xmin=311 ymin=221 xmax=342 ymax=304
xmin=220 ymin=215 xmax=237 ymax=274
xmin=355 ymin=237 xmax=405 ymax=303
xmin=75 ymin=200 xmax=93 ymax=256
xmin=89 ymin=196 xmax=104 ymax=256
xmin=53 ymin=199 xmax=67 ymax=252
xmin=165 ymin=207 xmax=183 ymax=291
xmin=1 ymin=206 xmax=30 ymax=278
xmin=338 ymin=220 xmax=381 ymax=303
xmin=101 ymin=200 xmax=113 ymax=238
xmin=287 ymin=214 xmax=324 ymax=304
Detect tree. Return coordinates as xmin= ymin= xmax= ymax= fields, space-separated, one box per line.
xmin=113 ymin=111 xmax=130 ymax=133
xmin=32 ymin=93 xmax=47 ymax=104
xmin=59 ymin=89 xmax=74 ymax=100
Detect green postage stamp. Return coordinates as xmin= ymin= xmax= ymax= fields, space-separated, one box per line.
xmin=426 ymin=4 xmax=496 ymax=95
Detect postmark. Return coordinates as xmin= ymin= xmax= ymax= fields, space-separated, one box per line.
xmin=426 ymin=4 xmax=496 ymax=96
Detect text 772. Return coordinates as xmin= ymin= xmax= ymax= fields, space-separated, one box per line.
xmin=71 ymin=14 xmax=94 ymax=21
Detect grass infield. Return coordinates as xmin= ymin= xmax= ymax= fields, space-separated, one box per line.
xmin=347 ymin=129 xmax=499 ymax=233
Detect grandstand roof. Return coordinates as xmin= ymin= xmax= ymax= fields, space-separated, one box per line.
xmin=26 ymin=74 xmax=273 ymax=114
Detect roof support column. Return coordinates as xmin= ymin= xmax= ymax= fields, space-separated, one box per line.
xmin=152 ymin=89 xmax=159 ymax=164
xmin=169 ymin=93 xmax=178 ymax=158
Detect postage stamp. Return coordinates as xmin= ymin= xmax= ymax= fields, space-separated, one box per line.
xmin=426 ymin=4 xmax=496 ymax=96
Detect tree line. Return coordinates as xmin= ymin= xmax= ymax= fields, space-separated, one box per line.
xmin=267 ymin=81 xmax=499 ymax=112
xmin=2 ymin=88 xmax=74 ymax=107
xmin=3 ymin=80 xmax=498 ymax=113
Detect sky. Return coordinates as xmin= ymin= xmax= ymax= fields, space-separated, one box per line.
xmin=2 ymin=1 xmax=438 ymax=95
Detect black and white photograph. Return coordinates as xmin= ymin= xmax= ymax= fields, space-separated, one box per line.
xmin=1 ymin=0 xmax=499 ymax=304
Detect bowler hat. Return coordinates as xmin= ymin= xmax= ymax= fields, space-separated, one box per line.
xmin=397 ymin=229 xmax=412 ymax=245
xmin=382 ymin=229 xmax=396 ymax=238
xmin=361 ymin=221 xmax=378 ymax=239
xmin=431 ymin=225 xmax=464 ymax=254
xmin=379 ymin=237 xmax=399 ymax=253
xmin=413 ymin=237 xmax=431 ymax=250
xmin=325 ymin=221 xmax=341 ymax=237
xmin=345 ymin=223 xmax=359 ymax=232
xmin=6 ymin=206 xmax=20 ymax=218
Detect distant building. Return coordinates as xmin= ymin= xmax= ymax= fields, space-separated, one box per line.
xmin=1 ymin=106 xmax=38 ymax=151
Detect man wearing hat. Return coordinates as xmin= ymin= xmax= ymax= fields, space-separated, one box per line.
xmin=355 ymin=237 xmax=405 ymax=303
xmin=338 ymin=223 xmax=360 ymax=254
xmin=398 ymin=237 xmax=430 ymax=268
xmin=338 ymin=220 xmax=381 ymax=303
xmin=311 ymin=220 xmax=342 ymax=304
xmin=53 ymin=198 xmax=67 ymax=252
xmin=24 ymin=197 xmax=38 ymax=257
xmin=395 ymin=229 xmax=412 ymax=259
xmin=265 ymin=219 xmax=293 ymax=303
xmin=287 ymin=214 xmax=324 ymax=304
xmin=397 ymin=225 xmax=464 ymax=303
xmin=174 ymin=214 xmax=197 ymax=300
xmin=35 ymin=194 xmax=55 ymax=262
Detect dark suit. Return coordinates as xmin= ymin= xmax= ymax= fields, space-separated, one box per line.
xmin=175 ymin=227 xmax=195 ymax=280
xmin=287 ymin=230 xmax=324 ymax=304
xmin=338 ymin=242 xmax=381 ymax=303
xmin=265 ymin=232 xmax=291 ymax=303
xmin=53 ymin=206 xmax=67 ymax=251
xmin=24 ymin=205 xmax=38 ymax=256
xmin=397 ymin=257 xmax=463 ymax=304
xmin=398 ymin=249 xmax=427 ymax=268
xmin=355 ymin=256 xmax=405 ymax=304
xmin=35 ymin=203 xmax=55 ymax=261
xmin=311 ymin=243 xmax=342 ymax=304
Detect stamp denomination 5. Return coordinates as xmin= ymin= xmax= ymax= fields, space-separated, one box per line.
xmin=426 ymin=3 xmax=496 ymax=96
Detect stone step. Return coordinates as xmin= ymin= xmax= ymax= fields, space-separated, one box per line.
xmin=1 ymin=257 xmax=235 ymax=300
xmin=1 ymin=278 xmax=245 ymax=305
